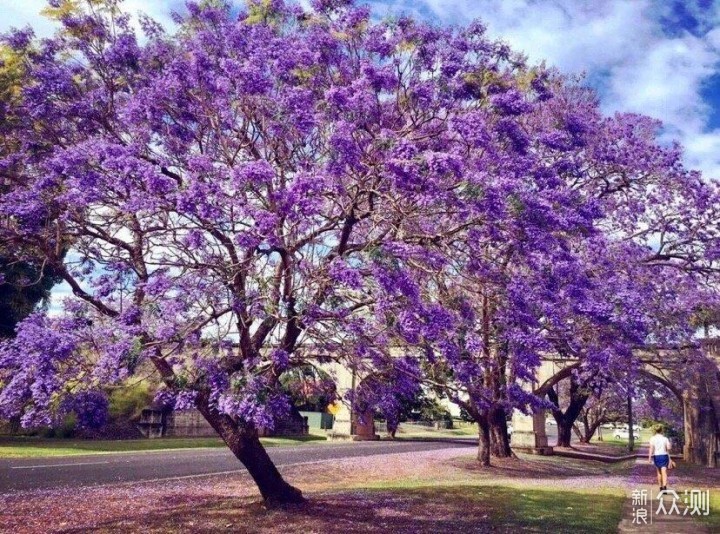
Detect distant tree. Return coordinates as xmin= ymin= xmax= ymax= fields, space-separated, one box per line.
xmin=280 ymin=365 xmax=336 ymax=412
xmin=0 ymin=42 xmax=62 ymax=337
xmin=351 ymin=358 xmax=422 ymax=439
xmin=0 ymin=254 xmax=61 ymax=338
xmin=574 ymin=384 xmax=626 ymax=443
xmin=691 ymin=304 xmax=720 ymax=338
xmin=379 ymin=389 xmax=451 ymax=438
xmin=547 ymin=373 xmax=595 ymax=447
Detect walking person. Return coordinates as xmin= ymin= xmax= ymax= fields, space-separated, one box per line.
xmin=648 ymin=424 xmax=675 ymax=491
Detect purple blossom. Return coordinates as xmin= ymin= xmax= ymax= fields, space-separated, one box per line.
xmin=64 ymin=391 xmax=109 ymax=430
xmin=0 ymin=0 xmax=717 ymax=496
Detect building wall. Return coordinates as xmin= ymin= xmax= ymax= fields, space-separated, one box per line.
xmin=300 ymin=411 xmax=334 ymax=430
xmin=164 ymin=410 xmax=218 ymax=438
xmin=137 ymin=407 xmax=310 ymax=438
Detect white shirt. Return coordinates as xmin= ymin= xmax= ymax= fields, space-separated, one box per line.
xmin=649 ymin=434 xmax=670 ymax=456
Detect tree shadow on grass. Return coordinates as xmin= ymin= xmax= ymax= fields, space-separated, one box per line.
xmin=61 ymin=491 xmax=494 ymax=534
xmin=630 ymin=459 xmax=720 ymax=488
xmin=448 ymin=455 xmax=633 ymax=479
xmin=72 ymin=485 xmax=623 ymax=534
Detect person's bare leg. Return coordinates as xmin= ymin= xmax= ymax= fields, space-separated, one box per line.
xmin=661 ymin=467 xmax=668 ymax=488
xmin=656 ymin=467 xmax=662 ymax=487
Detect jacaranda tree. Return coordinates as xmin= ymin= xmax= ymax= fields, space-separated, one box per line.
xmin=369 ymin=78 xmax=720 ymax=464
xmin=0 ymin=0 xmax=551 ymax=502
xmin=1 ymin=0 xmax=719 ymax=501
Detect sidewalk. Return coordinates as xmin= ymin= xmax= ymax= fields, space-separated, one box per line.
xmin=617 ymin=458 xmax=709 ymax=533
xmin=553 ymin=446 xmax=640 ymax=463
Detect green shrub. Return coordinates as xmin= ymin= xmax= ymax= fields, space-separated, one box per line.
xmin=39 ymin=413 xmax=77 ymax=438
xmin=108 ymin=382 xmax=154 ymax=422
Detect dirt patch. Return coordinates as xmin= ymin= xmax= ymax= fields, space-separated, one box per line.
xmin=86 ymin=490 xmax=499 ymax=534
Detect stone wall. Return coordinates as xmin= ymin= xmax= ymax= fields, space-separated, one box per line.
xmin=137 ymin=407 xmax=309 ymax=438
xmin=164 ymin=409 xmax=218 ymax=438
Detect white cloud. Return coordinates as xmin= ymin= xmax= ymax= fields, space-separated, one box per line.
xmin=684 ymin=132 xmax=720 ymax=181
xmin=0 ymin=0 xmax=179 ymax=38
xmin=607 ymin=34 xmax=718 ymax=129
xmin=425 ymin=0 xmax=656 ymax=74
xmin=379 ymin=0 xmax=720 ymax=180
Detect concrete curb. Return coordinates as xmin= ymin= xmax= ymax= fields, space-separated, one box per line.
xmin=552 ymin=448 xmax=642 ymax=463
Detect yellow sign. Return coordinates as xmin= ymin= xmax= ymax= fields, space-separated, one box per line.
xmin=327 ymin=401 xmax=342 ymax=415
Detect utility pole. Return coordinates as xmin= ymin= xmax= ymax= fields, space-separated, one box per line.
xmin=627 ymin=389 xmax=634 ymax=452
xmin=350 ymin=365 xmax=356 ymax=435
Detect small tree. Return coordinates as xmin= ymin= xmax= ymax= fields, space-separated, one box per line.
xmin=574 ymin=384 xmax=626 ymax=443
xmin=280 ymin=365 xmax=336 ymax=412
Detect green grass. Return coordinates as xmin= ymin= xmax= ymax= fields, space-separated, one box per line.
xmin=395 ymin=421 xmax=479 ymax=438
xmin=365 ymin=485 xmax=625 ymax=533
xmin=592 ymin=428 xmax=652 ymax=447
xmin=0 ymin=433 xmax=328 ymax=458
xmin=695 ymin=490 xmax=720 ymax=530
xmin=350 ymin=454 xmax=627 ymax=533
xmin=487 ymin=486 xmax=624 ymax=533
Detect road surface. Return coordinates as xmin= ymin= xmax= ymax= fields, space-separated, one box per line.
xmin=0 ymin=439 xmax=475 ymax=493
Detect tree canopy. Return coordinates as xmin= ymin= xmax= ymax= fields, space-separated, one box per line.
xmin=0 ymin=0 xmax=718 ymax=503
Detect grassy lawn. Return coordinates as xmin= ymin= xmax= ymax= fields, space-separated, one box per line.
xmin=490 ymin=486 xmax=624 ymax=533
xmin=208 ymin=483 xmax=626 ymax=533
xmin=393 ymin=421 xmax=479 ymax=439
xmin=670 ymin=460 xmax=720 ymax=530
xmin=591 ymin=428 xmax=652 ymax=447
xmin=398 ymin=485 xmax=625 ymax=534
xmin=696 ymin=490 xmax=720 ymax=530
xmin=0 ymin=433 xmax=327 ymax=458
xmin=0 ymin=444 xmax=633 ymax=532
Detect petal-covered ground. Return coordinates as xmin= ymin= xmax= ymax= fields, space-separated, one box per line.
xmin=1 ymin=447 xmax=717 ymax=533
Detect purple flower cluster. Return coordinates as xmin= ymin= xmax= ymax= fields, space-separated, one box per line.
xmin=0 ymin=0 xmax=716 ymax=478
xmin=63 ymin=391 xmax=109 ymax=430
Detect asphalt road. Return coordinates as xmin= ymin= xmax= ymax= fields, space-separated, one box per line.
xmin=0 ymin=439 xmax=476 ymax=494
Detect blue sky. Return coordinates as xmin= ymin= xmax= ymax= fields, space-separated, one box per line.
xmin=3 ymin=0 xmax=719 ymax=313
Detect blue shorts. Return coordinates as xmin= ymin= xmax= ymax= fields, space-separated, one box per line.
xmin=653 ymin=454 xmax=669 ymax=469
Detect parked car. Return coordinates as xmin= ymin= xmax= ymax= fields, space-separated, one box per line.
xmin=616 ymin=424 xmax=641 ymax=432
xmin=546 ymin=419 xmax=556 ymax=426
xmin=600 ymin=423 xmax=615 ymax=429
xmin=613 ymin=428 xmax=639 ymax=440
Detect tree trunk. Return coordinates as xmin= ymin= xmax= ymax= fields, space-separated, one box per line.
xmin=575 ymin=415 xmax=594 ymax=443
xmin=584 ymin=421 xmax=601 ymax=443
xmin=627 ymin=391 xmax=634 ymax=452
xmin=489 ymin=405 xmax=512 ymax=457
xmin=9 ymin=415 xmax=20 ymax=434
xmin=581 ymin=417 xmax=591 ymax=443
xmin=547 ymin=378 xmax=591 ymax=448
xmin=683 ymin=380 xmax=719 ymax=466
xmin=387 ymin=419 xmax=398 ymax=439
xmin=230 ymin=428 xmax=304 ymax=506
xmin=477 ymin=414 xmax=491 ymax=466
xmin=572 ymin=423 xmax=585 ymax=443
xmin=195 ymin=394 xmax=304 ymax=506
xmin=556 ymin=419 xmax=573 ymax=447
